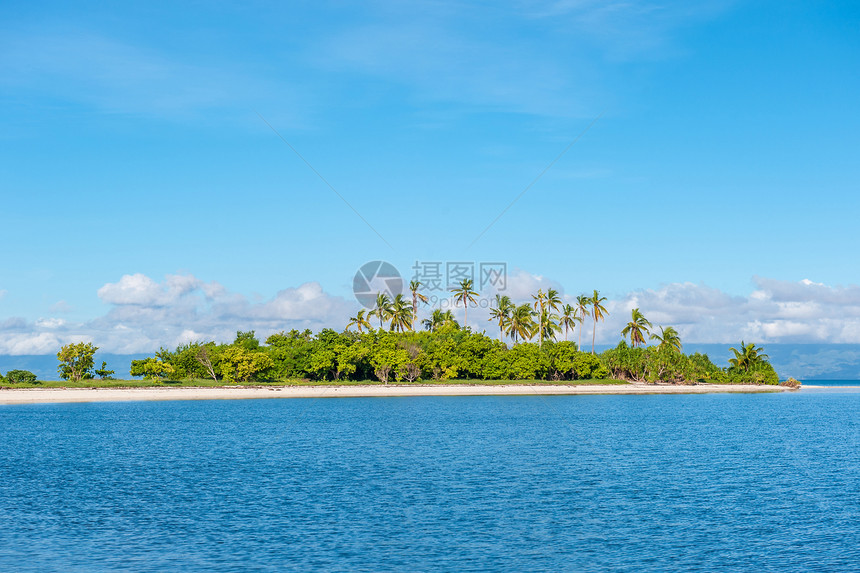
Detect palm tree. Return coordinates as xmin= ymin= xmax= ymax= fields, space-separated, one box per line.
xmin=650 ymin=326 xmax=682 ymax=352
xmin=532 ymin=289 xmax=546 ymax=346
xmin=508 ymin=303 xmax=536 ymax=344
xmin=621 ymin=308 xmax=652 ymax=348
xmin=369 ymin=292 xmax=392 ymax=329
xmin=409 ymin=280 xmax=428 ymax=332
xmin=590 ymin=289 xmax=609 ymax=354
xmin=346 ymin=309 xmax=372 ymax=333
xmin=488 ymin=294 xmax=513 ymax=341
xmin=423 ymin=309 xmax=458 ymax=332
xmin=546 ymin=289 xmax=562 ymax=314
xmin=450 ymin=278 xmax=479 ymax=329
xmin=539 ymin=310 xmax=561 ymax=344
xmin=531 ymin=288 xmax=562 ymax=347
xmin=559 ymin=304 xmax=581 ymax=342
xmin=576 ymin=294 xmax=590 ymax=350
xmin=389 ymin=294 xmax=413 ymax=332
xmin=729 ymin=341 xmax=768 ymax=371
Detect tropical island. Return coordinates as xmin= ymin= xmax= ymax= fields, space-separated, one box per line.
xmin=1 ymin=281 xmax=790 ymax=394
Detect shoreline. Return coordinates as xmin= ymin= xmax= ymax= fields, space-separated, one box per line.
xmin=0 ymin=383 xmax=788 ymax=405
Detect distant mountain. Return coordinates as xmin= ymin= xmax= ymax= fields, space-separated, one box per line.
xmin=2 ymin=345 xmax=859 ymax=382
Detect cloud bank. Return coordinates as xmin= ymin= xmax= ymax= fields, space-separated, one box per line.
xmin=2 ymin=272 xmax=860 ymax=355
xmin=0 ymin=273 xmax=356 ymax=354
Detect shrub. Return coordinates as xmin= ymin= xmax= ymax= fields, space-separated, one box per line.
xmin=5 ymin=369 xmax=38 ymax=384
xmin=130 ymin=357 xmax=176 ymax=381
xmin=726 ymin=362 xmax=779 ymax=385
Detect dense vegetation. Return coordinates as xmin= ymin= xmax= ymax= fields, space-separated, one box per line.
xmin=602 ymin=341 xmax=779 ymax=385
xmin=131 ymin=327 xmax=609 ymax=383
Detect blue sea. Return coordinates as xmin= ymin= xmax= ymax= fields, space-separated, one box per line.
xmin=1 ymin=388 xmax=859 ymax=571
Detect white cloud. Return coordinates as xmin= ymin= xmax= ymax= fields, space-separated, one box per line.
xmin=35 ymin=318 xmax=66 ymax=329
xmin=0 ymin=333 xmax=61 ymax=354
xmin=604 ymin=277 xmax=860 ymax=345
xmin=97 ymin=273 xmax=205 ymax=306
xmin=0 ymin=273 xmax=357 ymax=355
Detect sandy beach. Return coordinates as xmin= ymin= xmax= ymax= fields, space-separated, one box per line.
xmin=0 ymin=383 xmax=788 ymax=405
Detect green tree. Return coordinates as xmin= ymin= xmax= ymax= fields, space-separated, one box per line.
xmin=538 ymin=308 xmax=561 ymax=346
xmin=450 ymin=278 xmax=479 ymax=329
xmin=369 ymin=334 xmax=409 ymax=384
xmin=532 ymin=289 xmax=547 ymax=346
xmin=621 ymin=308 xmax=652 ymax=348
xmin=220 ymin=346 xmax=274 ymax=383
xmin=576 ymin=294 xmax=590 ymax=350
xmin=543 ymin=289 xmax=562 ymax=344
xmin=369 ymin=292 xmax=392 ymax=329
xmin=508 ymin=303 xmax=536 ymax=344
xmin=346 ymin=309 xmax=372 ymax=333
xmin=389 ymin=294 xmax=414 ymax=332
xmin=500 ymin=343 xmax=549 ymax=380
xmin=546 ymin=343 xmax=607 ymax=380
xmin=590 ymin=290 xmax=609 ymax=354
xmin=546 ymin=289 xmax=562 ymax=314
xmin=194 ymin=342 xmax=220 ymax=381
xmin=95 ymin=361 xmax=115 ymax=380
xmin=728 ymin=341 xmax=769 ymax=371
xmin=233 ymin=330 xmax=260 ymax=351
xmin=488 ymin=294 xmax=514 ymax=341
xmin=336 ymin=340 xmax=370 ymax=380
xmin=130 ymin=357 xmax=175 ymax=381
xmin=266 ymin=329 xmax=316 ymax=379
xmin=423 ymin=309 xmax=458 ymax=332
xmin=57 ymin=342 xmax=98 ymax=382
xmin=650 ymin=326 xmax=682 ymax=353
xmin=409 ymin=280 xmax=429 ymax=331
xmin=559 ymin=304 xmax=581 ymax=342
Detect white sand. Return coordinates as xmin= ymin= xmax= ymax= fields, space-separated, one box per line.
xmin=0 ymin=383 xmax=787 ymax=404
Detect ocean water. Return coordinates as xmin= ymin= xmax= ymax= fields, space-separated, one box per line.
xmin=1 ymin=391 xmax=859 ymax=572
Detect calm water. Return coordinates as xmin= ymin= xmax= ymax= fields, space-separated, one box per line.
xmin=1 ymin=391 xmax=859 ymax=572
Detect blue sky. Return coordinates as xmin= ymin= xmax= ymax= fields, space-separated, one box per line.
xmin=1 ymin=0 xmax=859 ymax=353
